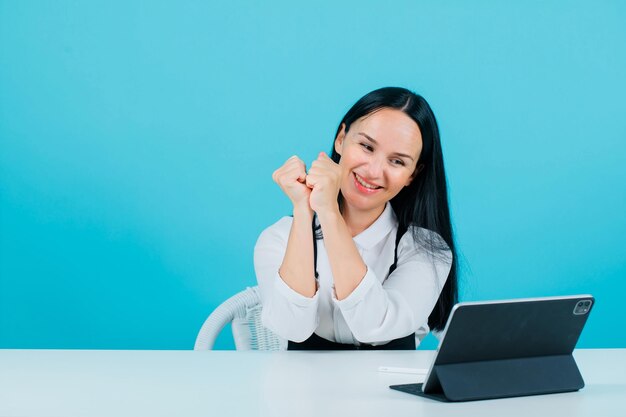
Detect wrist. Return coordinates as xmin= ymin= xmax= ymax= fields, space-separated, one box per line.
xmin=315 ymin=203 xmax=341 ymax=224
xmin=293 ymin=202 xmax=314 ymax=219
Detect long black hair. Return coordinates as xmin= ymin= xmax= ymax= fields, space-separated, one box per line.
xmin=330 ymin=87 xmax=458 ymax=332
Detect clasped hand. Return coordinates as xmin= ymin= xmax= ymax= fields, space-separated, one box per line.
xmin=272 ymin=152 xmax=342 ymax=215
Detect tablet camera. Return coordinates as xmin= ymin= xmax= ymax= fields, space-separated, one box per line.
xmin=573 ymin=300 xmax=592 ymax=315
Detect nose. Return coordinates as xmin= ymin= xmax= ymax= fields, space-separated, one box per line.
xmin=364 ymin=155 xmax=384 ymax=180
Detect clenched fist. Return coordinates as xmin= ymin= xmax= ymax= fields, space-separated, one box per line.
xmin=272 ymin=153 xmax=342 ymax=216
xmin=306 ymin=152 xmax=342 ymax=214
xmin=272 ymin=156 xmax=312 ymax=211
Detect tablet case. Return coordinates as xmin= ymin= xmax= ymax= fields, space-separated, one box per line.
xmin=390 ymin=295 xmax=593 ymax=402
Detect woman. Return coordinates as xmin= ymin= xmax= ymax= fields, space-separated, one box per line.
xmin=254 ymin=87 xmax=458 ymax=350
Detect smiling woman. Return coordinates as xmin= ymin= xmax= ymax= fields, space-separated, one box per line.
xmin=254 ymin=87 xmax=458 ymax=350
xmin=333 ymin=108 xmax=423 ymax=219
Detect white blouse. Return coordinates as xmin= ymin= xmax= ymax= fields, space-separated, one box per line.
xmin=254 ymin=203 xmax=452 ymax=347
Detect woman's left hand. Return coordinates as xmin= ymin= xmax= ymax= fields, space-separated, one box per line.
xmin=306 ymin=152 xmax=342 ymax=215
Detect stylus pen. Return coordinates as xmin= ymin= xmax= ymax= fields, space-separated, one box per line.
xmin=378 ymin=366 xmax=428 ymax=375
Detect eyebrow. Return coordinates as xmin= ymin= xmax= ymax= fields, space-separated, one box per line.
xmin=357 ymin=132 xmax=415 ymax=161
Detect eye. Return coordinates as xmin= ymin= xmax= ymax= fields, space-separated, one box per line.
xmin=360 ymin=143 xmax=373 ymax=152
xmin=390 ymin=159 xmax=406 ymax=166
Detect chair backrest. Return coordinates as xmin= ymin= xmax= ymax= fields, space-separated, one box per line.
xmin=194 ymin=286 xmax=287 ymax=351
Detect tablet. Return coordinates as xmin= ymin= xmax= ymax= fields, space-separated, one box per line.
xmin=390 ymin=294 xmax=594 ymax=402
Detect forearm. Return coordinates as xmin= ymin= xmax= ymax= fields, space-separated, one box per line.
xmin=317 ymin=208 xmax=367 ymax=300
xmin=278 ymin=204 xmax=317 ymax=297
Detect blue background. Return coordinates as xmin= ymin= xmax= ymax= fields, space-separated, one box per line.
xmin=1 ymin=1 xmax=625 ymax=350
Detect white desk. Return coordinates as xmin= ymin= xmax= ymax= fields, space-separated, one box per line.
xmin=1 ymin=349 xmax=624 ymax=417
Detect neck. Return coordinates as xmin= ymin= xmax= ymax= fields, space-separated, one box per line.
xmin=342 ymin=203 xmax=386 ymax=237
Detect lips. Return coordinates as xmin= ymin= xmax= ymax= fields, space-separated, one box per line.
xmin=353 ymin=173 xmax=383 ymax=191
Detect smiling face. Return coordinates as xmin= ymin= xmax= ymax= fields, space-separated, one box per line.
xmin=334 ymin=108 xmax=423 ymax=217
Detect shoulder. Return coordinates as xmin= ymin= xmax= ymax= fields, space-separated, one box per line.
xmin=255 ymin=216 xmax=293 ymax=250
xmin=398 ymin=226 xmax=453 ymax=264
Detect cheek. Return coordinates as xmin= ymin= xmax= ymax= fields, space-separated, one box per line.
xmin=386 ymin=171 xmax=412 ymax=189
xmin=338 ymin=150 xmax=366 ymax=171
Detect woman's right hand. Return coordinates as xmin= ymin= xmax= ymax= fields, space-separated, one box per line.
xmin=272 ymin=156 xmax=312 ymax=211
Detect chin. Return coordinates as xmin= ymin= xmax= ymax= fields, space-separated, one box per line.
xmin=341 ymin=192 xmax=385 ymax=212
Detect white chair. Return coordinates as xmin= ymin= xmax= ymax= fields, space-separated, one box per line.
xmin=194 ymin=286 xmax=287 ymax=351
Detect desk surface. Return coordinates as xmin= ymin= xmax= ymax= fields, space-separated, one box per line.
xmin=1 ymin=349 xmax=625 ymax=417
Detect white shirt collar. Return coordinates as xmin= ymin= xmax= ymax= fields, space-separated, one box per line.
xmin=313 ymin=203 xmax=398 ymax=250
xmin=353 ymin=203 xmax=398 ymax=250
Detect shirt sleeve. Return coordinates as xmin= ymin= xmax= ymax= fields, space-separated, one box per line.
xmin=253 ymin=217 xmax=320 ymax=342
xmin=333 ymin=228 xmax=452 ymax=344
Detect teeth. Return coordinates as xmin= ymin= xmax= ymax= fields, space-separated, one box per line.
xmin=355 ymin=173 xmax=380 ymax=190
